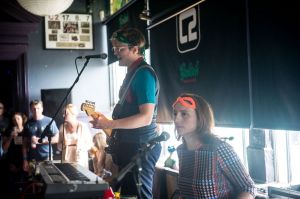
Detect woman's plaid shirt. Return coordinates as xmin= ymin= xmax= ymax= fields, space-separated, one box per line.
xmin=177 ymin=140 xmax=256 ymax=199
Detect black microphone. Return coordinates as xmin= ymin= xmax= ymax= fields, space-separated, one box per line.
xmin=148 ymin=131 xmax=170 ymax=144
xmin=221 ymin=136 xmax=234 ymax=141
xmin=140 ymin=131 xmax=170 ymax=152
xmin=77 ymin=53 xmax=107 ymax=59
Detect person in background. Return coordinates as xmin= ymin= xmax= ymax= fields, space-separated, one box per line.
xmin=2 ymin=112 xmax=28 ymax=173
xmin=90 ymin=27 xmax=161 ymax=199
xmin=172 ymin=93 xmax=256 ymax=199
xmin=57 ymin=104 xmax=93 ymax=169
xmin=89 ymin=131 xmax=117 ymax=182
xmin=1 ymin=112 xmax=28 ymax=198
xmin=0 ymin=101 xmax=10 ymax=158
xmin=23 ymin=100 xmax=59 ymax=171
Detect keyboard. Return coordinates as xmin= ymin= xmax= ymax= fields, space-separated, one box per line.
xmin=38 ymin=161 xmax=109 ymax=199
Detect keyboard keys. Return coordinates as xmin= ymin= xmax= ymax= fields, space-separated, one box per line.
xmin=54 ymin=163 xmax=90 ymax=181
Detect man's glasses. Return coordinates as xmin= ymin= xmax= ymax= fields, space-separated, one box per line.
xmin=112 ymin=46 xmax=128 ymax=53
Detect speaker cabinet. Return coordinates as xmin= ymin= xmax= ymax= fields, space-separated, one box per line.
xmin=41 ymin=88 xmax=72 ymax=127
xmin=247 ymin=146 xmax=275 ymax=183
xmin=249 ymin=129 xmax=272 ymax=148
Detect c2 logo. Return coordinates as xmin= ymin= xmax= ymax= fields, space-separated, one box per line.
xmin=176 ymin=6 xmax=200 ymax=53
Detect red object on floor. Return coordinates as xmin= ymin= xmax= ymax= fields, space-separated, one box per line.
xmin=102 ymin=187 xmax=115 ymax=199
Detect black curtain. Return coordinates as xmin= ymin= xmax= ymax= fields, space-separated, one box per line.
xmin=150 ymin=0 xmax=250 ymax=127
xmin=150 ymin=0 xmax=300 ymax=130
xmin=249 ymin=0 xmax=300 ymax=130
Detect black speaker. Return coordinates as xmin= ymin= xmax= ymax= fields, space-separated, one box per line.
xmin=249 ymin=129 xmax=272 ymax=148
xmin=41 ymin=88 xmax=72 ymax=127
xmin=247 ymin=146 xmax=275 ymax=183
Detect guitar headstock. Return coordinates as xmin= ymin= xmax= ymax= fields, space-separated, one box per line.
xmin=81 ymin=100 xmax=96 ymax=117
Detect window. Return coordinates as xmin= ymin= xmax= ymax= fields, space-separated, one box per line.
xmin=108 ymin=61 xmax=127 ymax=107
xmin=110 ymin=0 xmax=131 ymax=15
xmin=157 ymin=124 xmax=180 ymax=167
xmin=288 ymin=131 xmax=300 ymax=184
xmin=272 ymin=130 xmax=300 ymax=185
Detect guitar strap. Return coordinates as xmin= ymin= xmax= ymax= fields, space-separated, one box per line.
xmin=119 ymin=64 xmax=159 ymax=105
xmin=114 ymin=64 xmax=159 ymax=117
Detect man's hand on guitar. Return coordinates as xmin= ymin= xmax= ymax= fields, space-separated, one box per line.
xmin=81 ymin=101 xmax=112 ymax=137
xmin=89 ymin=113 xmax=113 ymax=131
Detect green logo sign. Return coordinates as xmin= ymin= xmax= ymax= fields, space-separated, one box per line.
xmin=179 ymin=61 xmax=200 ymax=82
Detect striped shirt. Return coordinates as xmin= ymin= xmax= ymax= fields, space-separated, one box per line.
xmin=177 ymin=140 xmax=256 ymax=199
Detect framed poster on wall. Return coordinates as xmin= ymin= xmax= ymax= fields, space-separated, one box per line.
xmin=44 ymin=13 xmax=93 ymax=49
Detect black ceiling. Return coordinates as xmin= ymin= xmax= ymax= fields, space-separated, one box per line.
xmin=0 ymin=0 xmax=42 ymax=23
xmin=0 ymin=0 xmax=42 ymax=60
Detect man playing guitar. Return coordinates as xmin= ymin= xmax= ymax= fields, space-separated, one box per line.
xmin=89 ymin=27 xmax=161 ymax=199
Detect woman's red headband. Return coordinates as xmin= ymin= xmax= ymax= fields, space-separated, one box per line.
xmin=172 ymin=96 xmax=196 ymax=109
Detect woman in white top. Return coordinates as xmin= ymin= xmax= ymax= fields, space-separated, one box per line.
xmin=57 ymin=104 xmax=93 ymax=169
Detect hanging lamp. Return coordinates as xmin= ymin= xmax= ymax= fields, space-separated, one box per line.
xmin=17 ymin=0 xmax=74 ymax=16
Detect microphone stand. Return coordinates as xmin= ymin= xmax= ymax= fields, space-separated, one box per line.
xmin=39 ymin=58 xmax=91 ymax=162
xmin=111 ymin=142 xmax=157 ymax=199
xmin=60 ymin=108 xmax=68 ymax=163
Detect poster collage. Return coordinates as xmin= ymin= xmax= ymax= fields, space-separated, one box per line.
xmin=45 ymin=14 xmax=93 ymax=49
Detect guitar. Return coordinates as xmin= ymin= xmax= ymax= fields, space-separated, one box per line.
xmin=81 ymin=100 xmax=115 ymax=147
